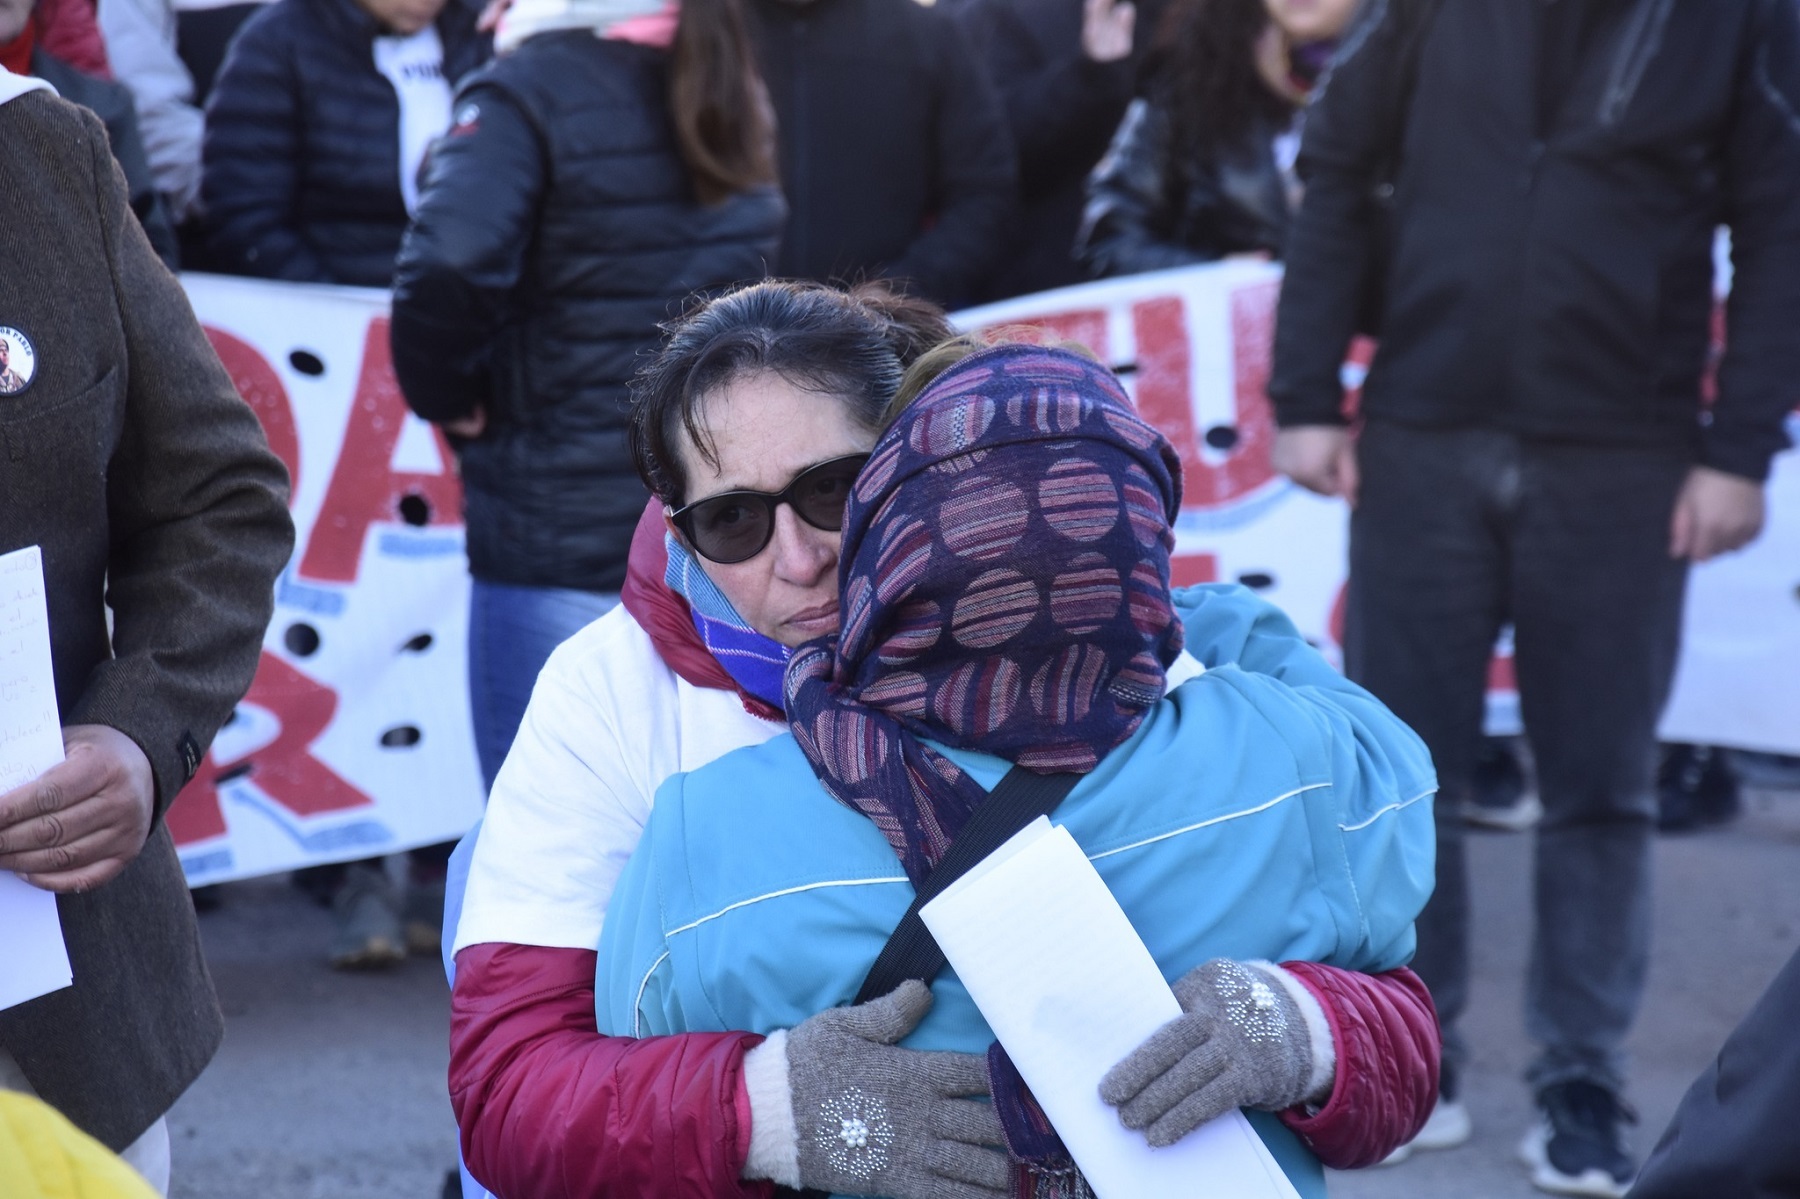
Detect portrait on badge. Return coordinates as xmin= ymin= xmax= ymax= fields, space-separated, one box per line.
xmin=0 ymin=327 xmax=36 ymax=395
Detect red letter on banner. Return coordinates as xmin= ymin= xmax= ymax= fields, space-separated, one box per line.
xmin=204 ymin=327 xmax=301 ymax=493
xmin=297 ymin=316 xmax=462 ymax=583
xmin=165 ymin=652 xmax=375 ymax=847
xmin=1129 ymin=289 xmax=1280 ymax=512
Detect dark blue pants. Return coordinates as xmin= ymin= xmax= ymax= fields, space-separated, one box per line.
xmin=467 ymin=579 xmax=618 ymax=791
xmin=1345 ymin=422 xmax=1689 ymax=1096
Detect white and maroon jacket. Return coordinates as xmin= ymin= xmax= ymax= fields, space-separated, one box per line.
xmin=449 ymin=502 xmax=1440 ymax=1197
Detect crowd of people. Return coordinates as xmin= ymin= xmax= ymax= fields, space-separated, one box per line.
xmin=3 ymin=0 xmax=1800 ymax=1197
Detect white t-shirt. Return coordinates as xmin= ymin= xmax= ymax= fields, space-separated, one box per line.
xmin=454 ymin=606 xmax=782 ymax=954
xmin=372 ymin=26 xmax=452 ymax=215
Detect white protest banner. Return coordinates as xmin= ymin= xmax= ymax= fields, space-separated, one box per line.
xmin=164 ymin=267 xmax=1800 ymax=887
xmin=166 ymin=275 xmax=485 ymax=887
xmin=955 ymin=262 xmax=1800 ymax=753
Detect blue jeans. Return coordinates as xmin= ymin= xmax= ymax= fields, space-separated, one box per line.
xmin=1346 ymin=423 xmax=1688 ymax=1098
xmin=467 ymin=579 xmax=618 ymax=792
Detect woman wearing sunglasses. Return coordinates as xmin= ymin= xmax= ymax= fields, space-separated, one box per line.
xmin=446 ymin=282 xmax=1440 ymax=1199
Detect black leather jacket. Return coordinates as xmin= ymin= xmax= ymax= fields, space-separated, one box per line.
xmin=390 ymin=33 xmax=785 ymax=592
xmin=1077 ymin=95 xmax=1295 ymax=279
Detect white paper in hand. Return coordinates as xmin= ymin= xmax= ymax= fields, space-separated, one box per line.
xmin=920 ymin=817 xmax=1301 ymax=1199
xmin=0 ymin=545 xmax=73 ymax=1011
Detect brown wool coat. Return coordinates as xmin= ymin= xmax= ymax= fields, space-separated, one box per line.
xmin=0 ymin=89 xmax=295 ymax=1151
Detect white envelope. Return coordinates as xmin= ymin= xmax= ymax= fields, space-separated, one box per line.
xmin=920 ymin=817 xmax=1301 ymax=1199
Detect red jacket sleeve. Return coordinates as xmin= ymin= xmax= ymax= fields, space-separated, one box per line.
xmin=450 ymin=942 xmax=774 ymax=1199
xmin=1274 ymin=964 xmax=1440 ymax=1169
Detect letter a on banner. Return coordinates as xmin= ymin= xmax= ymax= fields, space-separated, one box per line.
xmin=298 ymin=317 xmax=462 ymax=584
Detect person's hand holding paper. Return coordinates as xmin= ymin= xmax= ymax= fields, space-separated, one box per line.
xmin=0 ymin=724 xmax=156 ymax=893
xmin=918 ymin=817 xmax=1304 ymax=1199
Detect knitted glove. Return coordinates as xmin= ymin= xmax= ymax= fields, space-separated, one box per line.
xmin=1099 ymin=960 xmax=1314 ymax=1147
xmin=787 ymin=981 xmax=1011 ymax=1199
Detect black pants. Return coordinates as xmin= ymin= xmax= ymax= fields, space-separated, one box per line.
xmin=1346 ymin=423 xmax=1689 ymax=1096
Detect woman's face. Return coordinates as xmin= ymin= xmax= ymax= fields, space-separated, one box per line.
xmin=1262 ymin=0 xmax=1358 ymax=44
xmin=673 ymin=371 xmax=877 ymax=647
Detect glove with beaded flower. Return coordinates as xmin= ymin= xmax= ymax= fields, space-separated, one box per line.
xmin=1098 ymin=959 xmax=1323 ymax=1147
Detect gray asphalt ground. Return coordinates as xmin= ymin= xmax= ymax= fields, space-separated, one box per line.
xmin=167 ymin=784 xmax=1800 ymax=1199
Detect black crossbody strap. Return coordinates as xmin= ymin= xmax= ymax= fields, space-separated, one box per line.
xmin=852 ymin=766 xmax=1082 ymax=1006
xmin=787 ymin=767 xmax=1082 ymax=1199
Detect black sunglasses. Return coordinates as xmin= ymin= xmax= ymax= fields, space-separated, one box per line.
xmin=671 ymin=454 xmax=871 ymax=565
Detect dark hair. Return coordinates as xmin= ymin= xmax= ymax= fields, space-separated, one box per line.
xmin=1146 ymin=0 xmax=1294 ymax=157
xmin=669 ymin=0 xmax=779 ymax=205
xmin=631 ymin=280 xmax=955 ymax=505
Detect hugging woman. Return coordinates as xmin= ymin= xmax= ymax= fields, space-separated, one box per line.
xmin=448 ymin=284 xmax=1439 ymax=1198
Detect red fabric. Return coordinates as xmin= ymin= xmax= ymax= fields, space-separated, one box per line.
xmin=34 ymin=0 xmax=110 ymax=78
xmin=450 ymin=942 xmax=773 ymax=1199
xmin=618 ymin=498 xmax=782 ymax=722
xmin=1 ymin=21 xmax=34 ymax=75
xmin=1275 ymin=964 xmax=1440 ymax=1169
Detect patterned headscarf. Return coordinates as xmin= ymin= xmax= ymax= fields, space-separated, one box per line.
xmin=783 ymin=344 xmax=1185 ymax=886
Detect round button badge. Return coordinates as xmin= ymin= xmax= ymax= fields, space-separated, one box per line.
xmin=0 ymin=327 xmax=37 ymax=396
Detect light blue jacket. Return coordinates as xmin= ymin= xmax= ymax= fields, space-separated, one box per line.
xmin=596 ymin=585 xmax=1437 ymax=1198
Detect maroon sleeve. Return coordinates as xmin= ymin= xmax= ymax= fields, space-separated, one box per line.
xmin=1273 ymin=964 xmax=1440 ymax=1169
xmin=450 ymin=942 xmax=774 ymax=1199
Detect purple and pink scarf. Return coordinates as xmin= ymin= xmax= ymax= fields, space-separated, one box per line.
xmin=783 ymin=343 xmax=1185 ymax=887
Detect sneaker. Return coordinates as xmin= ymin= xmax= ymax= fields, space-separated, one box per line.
xmin=1379 ymin=1096 xmax=1472 ymax=1165
xmin=329 ymin=863 xmax=406 ymax=970
xmin=1465 ymin=738 xmax=1542 ymax=832
xmin=1657 ymin=744 xmax=1741 ymax=832
xmin=1518 ymin=1081 xmax=1636 ymax=1197
xmin=403 ymin=876 xmax=447 ymax=957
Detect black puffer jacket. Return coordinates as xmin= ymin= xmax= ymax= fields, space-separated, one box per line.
xmin=747 ymin=0 xmax=1016 ymax=308
xmin=1077 ymin=94 xmax=1294 ymax=278
xmin=389 ymin=33 xmax=785 ymax=592
xmin=1272 ymin=0 xmax=1800 ymax=481
xmin=201 ymin=0 xmax=488 ymax=285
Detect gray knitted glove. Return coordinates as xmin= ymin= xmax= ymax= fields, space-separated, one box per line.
xmin=1098 ymin=959 xmax=1313 ymax=1148
xmin=787 ymin=980 xmax=1011 ymax=1199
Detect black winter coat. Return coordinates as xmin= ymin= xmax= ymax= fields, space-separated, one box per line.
xmin=389 ymin=33 xmax=785 ymax=593
xmin=959 ymin=0 xmax=1146 ymax=299
xmin=201 ymin=0 xmax=488 ymax=286
xmin=746 ymin=0 xmax=1017 ymax=309
xmin=1077 ymin=94 xmax=1294 ymax=279
xmin=1271 ymin=0 xmax=1800 ymax=481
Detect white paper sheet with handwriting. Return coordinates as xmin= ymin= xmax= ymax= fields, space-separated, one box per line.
xmin=920 ymin=817 xmax=1302 ymax=1199
xmin=0 ymin=545 xmax=73 ymax=1011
